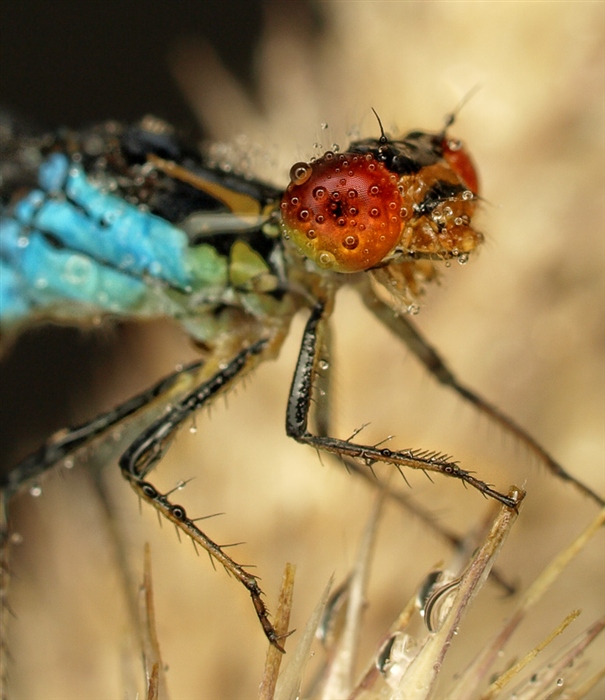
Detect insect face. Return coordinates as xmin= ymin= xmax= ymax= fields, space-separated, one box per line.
xmin=396 ymin=159 xmax=483 ymax=256
xmin=279 ymin=131 xmax=484 ymax=273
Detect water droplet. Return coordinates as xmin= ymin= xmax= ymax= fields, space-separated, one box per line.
xmin=29 ymin=485 xmax=42 ymax=498
xmin=343 ymin=234 xmax=359 ymax=249
xmin=63 ymin=458 xmax=74 ymax=470
xmin=317 ymin=251 xmax=335 ymax=268
xmin=457 ymin=253 xmax=469 ymax=265
xmin=556 ymin=678 xmax=564 ymax=687
xmin=289 ymin=161 xmax=312 ymax=185
xmin=321 ymin=122 xmax=329 ymax=130
xmin=319 ymin=359 xmax=329 ymax=370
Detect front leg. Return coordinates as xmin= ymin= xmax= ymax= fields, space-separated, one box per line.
xmin=119 ymin=338 xmax=286 ymax=652
xmin=359 ymin=282 xmax=604 ymax=507
xmin=287 ymin=302 xmax=519 ymax=509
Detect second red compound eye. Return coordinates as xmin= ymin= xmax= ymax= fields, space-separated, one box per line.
xmin=280 ymin=151 xmax=403 ymax=273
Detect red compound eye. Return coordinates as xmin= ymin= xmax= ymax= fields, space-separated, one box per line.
xmin=280 ymin=152 xmax=403 ymax=272
xmin=441 ymin=138 xmax=479 ymax=195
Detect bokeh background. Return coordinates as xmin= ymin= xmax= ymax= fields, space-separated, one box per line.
xmin=1 ymin=1 xmax=603 ymax=698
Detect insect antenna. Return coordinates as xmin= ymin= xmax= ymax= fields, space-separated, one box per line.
xmin=371 ymin=107 xmax=388 ymax=144
xmin=440 ymin=84 xmax=482 ymax=136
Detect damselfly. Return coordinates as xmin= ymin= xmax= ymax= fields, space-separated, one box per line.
xmin=1 ymin=111 xmax=603 ymax=664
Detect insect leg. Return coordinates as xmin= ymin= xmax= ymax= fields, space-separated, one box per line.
xmin=359 ymin=283 xmax=604 ymax=507
xmin=313 ymin=316 xmax=332 ymax=438
xmin=287 ymin=302 xmax=519 ymax=509
xmin=119 ymin=338 xmax=287 ymax=652
xmin=0 ymin=357 xmax=207 ymax=696
xmin=0 ymin=359 xmax=205 ymax=502
xmin=309 ymin=316 xmax=514 ymax=591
